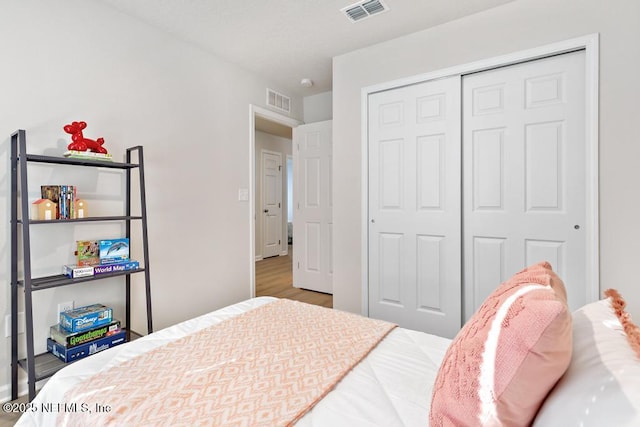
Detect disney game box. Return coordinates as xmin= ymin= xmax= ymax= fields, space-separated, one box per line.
xmin=59 ymin=304 xmax=113 ymax=333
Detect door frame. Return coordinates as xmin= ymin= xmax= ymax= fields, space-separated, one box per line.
xmin=249 ymin=105 xmax=302 ymax=297
xmin=360 ymin=34 xmax=600 ymax=316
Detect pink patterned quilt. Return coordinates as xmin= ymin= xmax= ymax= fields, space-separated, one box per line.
xmin=58 ymin=299 xmax=396 ymax=426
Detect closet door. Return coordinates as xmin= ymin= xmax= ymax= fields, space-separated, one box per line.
xmin=462 ymin=51 xmax=586 ymax=319
xmin=368 ymin=76 xmax=462 ymax=338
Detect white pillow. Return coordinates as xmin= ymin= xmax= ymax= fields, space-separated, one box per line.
xmin=533 ymin=297 xmax=640 ymax=426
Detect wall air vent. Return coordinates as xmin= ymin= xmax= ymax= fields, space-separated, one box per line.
xmin=266 ymin=88 xmax=291 ymax=113
xmin=341 ymin=0 xmax=389 ymax=23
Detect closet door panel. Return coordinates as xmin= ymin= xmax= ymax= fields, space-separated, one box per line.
xmin=368 ymin=76 xmax=462 ymax=339
xmin=463 ymin=51 xmax=586 ymax=319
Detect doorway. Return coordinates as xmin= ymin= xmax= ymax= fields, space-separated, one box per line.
xmin=250 ymin=106 xmax=333 ymax=307
xmin=249 ymin=106 xmax=299 ymax=298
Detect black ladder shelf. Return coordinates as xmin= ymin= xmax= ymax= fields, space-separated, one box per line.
xmin=10 ymin=129 xmax=153 ymax=401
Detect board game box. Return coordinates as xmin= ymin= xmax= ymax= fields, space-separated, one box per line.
xmin=93 ymin=260 xmax=139 ymax=275
xmin=59 ymin=304 xmax=113 ymax=333
xmin=47 ymin=330 xmax=126 ymax=363
xmin=99 ymin=238 xmax=129 ymax=265
xmin=76 ymin=240 xmax=99 ymax=266
xmin=62 ymin=264 xmax=94 ymax=279
xmin=50 ymin=319 xmax=121 ymax=348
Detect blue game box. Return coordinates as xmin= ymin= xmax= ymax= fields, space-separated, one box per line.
xmin=99 ymin=238 xmax=129 ymax=265
xmin=59 ymin=303 xmax=113 ymax=333
xmin=93 ymin=260 xmax=139 ymax=275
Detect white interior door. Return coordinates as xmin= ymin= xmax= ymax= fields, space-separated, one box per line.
xmin=293 ymin=120 xmax=333 ymax=294
xmin=463 ymin=50 xmax=586 ymax=318
xmin=262 ymin=150 xmax=282 ymax=259
xmin=368 ymin=76 xmax=462 ymax=338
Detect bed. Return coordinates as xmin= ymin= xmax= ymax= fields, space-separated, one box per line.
xmin=16 ymin=297 xmax=449 ymax=426
xmin=15 ymin=262 xmax=640 ymax=426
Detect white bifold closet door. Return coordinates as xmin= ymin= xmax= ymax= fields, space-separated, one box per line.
xmin=368 ymin=51 xmax=586 ymax=337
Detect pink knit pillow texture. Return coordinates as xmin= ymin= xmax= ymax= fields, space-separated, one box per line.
xmin=430 ymin=261 xmax=572 ymax=427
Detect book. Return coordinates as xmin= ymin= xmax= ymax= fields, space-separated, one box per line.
xmin=63 ymin=150 xmax=113 ymax=161
xmin=59 ymin=304 xmax=113 ymax=333
xmin=40 ymin=185 xmax=61 ymax=219
xmin=47 ymin=330 xmax=126 ymax=363
xmin=60 ymin=185 xmax=76 ymax=219
xmin=40 ymin=185 xmax=76 ymax=219
xmin=50 ymin=319 xmax=121 ymax=348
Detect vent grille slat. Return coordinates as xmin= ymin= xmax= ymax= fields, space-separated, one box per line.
xmin=362 ymin=0 xmax=385 ymax=14
xmin=341 ymin=0 xmax=388 ymax=23
xmin=345 ymin=6 xmax=368 ymax=21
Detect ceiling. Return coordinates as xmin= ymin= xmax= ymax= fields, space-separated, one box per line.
xmin=100 ymin=0 xmax=514 ymax=98
xmin=255 ymin=116 xmax=292 ymax=139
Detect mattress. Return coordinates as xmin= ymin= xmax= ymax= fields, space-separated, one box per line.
xmin=16 ymin=297 xmax=451 ymax=426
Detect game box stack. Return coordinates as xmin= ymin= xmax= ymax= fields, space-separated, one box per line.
xmin=62 ymin=238 xmax=140 ymax=279
xmin=47 ymin=303 xmax=126 ymax=363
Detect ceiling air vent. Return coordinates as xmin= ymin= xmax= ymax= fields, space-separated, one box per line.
xmin=342 ymin=0 xmax=389 ymax=23
xmin=266 ymin=88 xmax=291 ymax=113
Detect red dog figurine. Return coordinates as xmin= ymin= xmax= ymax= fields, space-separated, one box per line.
xmin=64 ymin=121 xmax=108 ymax=154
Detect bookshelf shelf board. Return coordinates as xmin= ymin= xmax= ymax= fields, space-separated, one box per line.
xmin=19 ymin=328 xmax=136 ymax=381
xmin=22 ymin=216 xmax=144 ymax=225
xmin=23 ymin=153 xmax=139 ymax=169
xmin=18 ymin=269 xmax=146 ymax=291
xmin=18 ymin=352 xmax=65 ymax=382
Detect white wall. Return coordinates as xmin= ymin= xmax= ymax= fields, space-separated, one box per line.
xmin=254 ymin=131 xmax=292 ymax=259
xmin=0 ymin=0 xmax=302 ymax=398
xmin=333 ymin=0 xmax=640 ymax=321
xmin=303 ymin=91 xmax=333 ymax=123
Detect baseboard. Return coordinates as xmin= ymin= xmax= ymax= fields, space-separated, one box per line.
xmin=0 ymin=380 xmax=29 ymax=403
xmin=255 ymin=255 xmax=263 ymax=262
xmin=279 ymin=250 xmax=288 ymax=256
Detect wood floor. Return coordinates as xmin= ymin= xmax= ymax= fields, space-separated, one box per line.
xmin=255 ymin=246 xmax=332 ymax=308
xmin=0 ymin=394 xmax=26 ymax=427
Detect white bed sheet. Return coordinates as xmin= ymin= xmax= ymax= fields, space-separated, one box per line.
xmin=16 ymin=297 xmax=450 ymax=426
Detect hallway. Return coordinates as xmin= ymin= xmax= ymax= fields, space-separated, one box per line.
xmin=255 ymin=246 xmax=332 ymax=308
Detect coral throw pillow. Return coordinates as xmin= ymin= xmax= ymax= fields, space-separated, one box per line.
xmin=430 ymin=261 xmax=572 ymax=426
xmin=605 ymin=288 xmax=640 ymax=357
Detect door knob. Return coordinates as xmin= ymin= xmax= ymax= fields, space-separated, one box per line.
xmin=264 ymin=209 xmax=269 ymax=213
